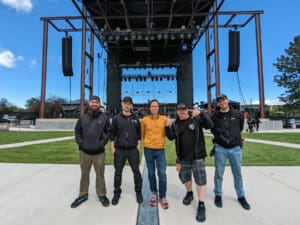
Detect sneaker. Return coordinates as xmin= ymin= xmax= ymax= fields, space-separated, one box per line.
xmin=111 ymin=194 xmax=120 ymax=205
xmin=136 ymin=193 xmax=143 ymax=203
xmin=160 ymin=198 xmax=169 ymax=209
xmin=183 ymin=191 xmax=194 ymax=205
xmin=99 ymin=195 xmax=110 ymax=207
xmin=238 ymin=197 xmax=250 ymax=210
xmin=70 ymin=196 xmax=87 ymax=208
xmin=196 ymin=204 xmax=206 ymax=222
xmin=149 ymin=194 xmax=157 ymax=207
xmin=214 ymin=195 xmax=223 ymax=208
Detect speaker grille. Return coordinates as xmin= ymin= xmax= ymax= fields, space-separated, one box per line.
xmin=228 ymin=30 xmax=240 ymax=72
xmin=62 ymin=36 xmax=73 ymax=76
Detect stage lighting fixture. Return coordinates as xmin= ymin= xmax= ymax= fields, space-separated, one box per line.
xmin=131 ymin=34 xmax=136 ymax=40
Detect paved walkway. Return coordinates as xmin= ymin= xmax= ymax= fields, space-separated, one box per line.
xmin=0 ymin=163 xmax=299 ymax=225
xmin=0 ymin=137 xmax=74 ymax=149
xmin=245 ymin=138 xmax=300 ymax=149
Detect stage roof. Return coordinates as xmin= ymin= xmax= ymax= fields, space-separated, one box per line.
xmin=81 ymin=0 xmax=216 ymax=67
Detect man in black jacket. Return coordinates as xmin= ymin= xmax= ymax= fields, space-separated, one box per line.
xmin=211 ymin=94 xmax=250 ymax=210
xmin=110 ymin=96 xmax=143 ymax=205
xmin=166 ymin=103 xmax=214 ymax=222
xmin=71 ymin=96 xmax=111 ymax=208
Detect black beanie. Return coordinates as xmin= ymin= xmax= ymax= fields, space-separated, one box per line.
xmin=89 ymin=95 xmax=100 ymax=102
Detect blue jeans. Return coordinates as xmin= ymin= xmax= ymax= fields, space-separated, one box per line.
xmin=214 ymin=144 xmax=245 ymax=198
xmin=144 ymin=148 xmax=167 ymax=199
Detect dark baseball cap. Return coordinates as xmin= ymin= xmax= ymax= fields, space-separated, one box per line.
xmin=216 ymin=94 xmax=228 ymax=102
xmin=122 ymin=96 xmax=133 ymax=104
xmin=89 ymin=95 xmax=100 ymax=102
xmin=177 ymin=103 xmax=187 ymax=110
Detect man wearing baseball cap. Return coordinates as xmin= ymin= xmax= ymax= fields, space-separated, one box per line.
xmin=110 ymin=96 xmax=143 ymax=205
xmin=166 ymin=102 xmax=214 ymax=222
xmin=211 ymin=94 xmax=251 ymax=210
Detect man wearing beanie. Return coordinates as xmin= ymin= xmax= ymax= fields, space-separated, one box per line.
xmin=71 ymin=95 xmax=111 ymax=208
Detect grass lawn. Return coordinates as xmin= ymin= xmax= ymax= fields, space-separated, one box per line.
xmin=0 ymin=133 xmax=299 ymax=166
xmin=0 ymin=131 xmax=74 ymax=145
xmin=242 ymin=132 xmax=300 ymax=144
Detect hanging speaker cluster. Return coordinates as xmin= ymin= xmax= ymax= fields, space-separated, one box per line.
xmin=228 ymin=30 xmax=240 ymax=72
xmin=62 ymin=36 xmax=73 ymax=76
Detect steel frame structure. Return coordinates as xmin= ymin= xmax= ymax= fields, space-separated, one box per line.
xmin=39 ymin=0 xmax=265 ymax=118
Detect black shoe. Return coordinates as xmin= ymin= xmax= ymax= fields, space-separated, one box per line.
xmin=238 ymin=197 xmax=250 ymax=210
xmin=99 ymin=195 xmax=110 ymax=207
xmin=112 ymin=194 xmax=120 ymax=205
xmin=183 ymin=191 xmax=194 ymax=205
xmin=196 ymin=205 xmax=206 ymax=222
xmin=214 ymin=195 xmax=223 ymax=208
xmin=136 ymin=193 xmax=143 ymax=203
xmin=70 ymin=196 xmax=87 ymax=208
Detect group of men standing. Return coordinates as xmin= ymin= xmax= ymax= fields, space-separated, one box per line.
xmin=71 ymin=94 xmax=250 ymax=223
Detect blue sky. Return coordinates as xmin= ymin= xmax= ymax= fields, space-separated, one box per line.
xmin=0 ymin=0 xmax=299 ymax=108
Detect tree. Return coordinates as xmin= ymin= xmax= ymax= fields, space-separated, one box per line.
xmin=0 ymin=98 xmax=10 ymax=112
xmin=25 ymin=95 xmax=67 ymax=118
xmin=273 ymin=35 xmax=300 ymax=116
xmin=45 ymin=95 xmax=67 ymax=118
xmin=0 ymin=98 xmax=20 ymax=113
xmin=26 ymin=97 xmax=40 ymax=115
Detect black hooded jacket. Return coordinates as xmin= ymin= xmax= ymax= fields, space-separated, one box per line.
xmin=110 ymin=112 xmax=141 ymax=150
xmin=75 ymin=110 xmax=111 ymax=155
xmin=166 ymin=112 xmax=214 ymax=162
xmin=210 ymin=107 xmax=244 ymax=148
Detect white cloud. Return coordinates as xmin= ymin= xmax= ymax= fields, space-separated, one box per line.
xmin=0 ymin=49 xmax=23 ymax=68
xmin=28 ymin=58 xmax=37 ymax=69
xmin=252 ymin=99 xmax=284 ymax=106
xmin=0 ymin=0 xmax=33 ymax=13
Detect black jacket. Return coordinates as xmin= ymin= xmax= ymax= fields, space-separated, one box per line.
xmin=75 ymin=110 xmax=111 ymax=155
xmin=166 ymin=113 xmax=214 ymax=162
xmin=210 ymin=108 xmax=244 ymax=148
xmin=110 ymin=112 xmax=141 ymax=150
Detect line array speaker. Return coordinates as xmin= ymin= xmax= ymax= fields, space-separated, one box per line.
xmin=228 ymin=30 xmax=240 ymax=72
xmin=62 ymin=36 xmax=73 ymax=76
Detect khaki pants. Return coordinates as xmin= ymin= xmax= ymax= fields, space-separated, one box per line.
xmin=79 ymin=151 xmax=107 ymax=197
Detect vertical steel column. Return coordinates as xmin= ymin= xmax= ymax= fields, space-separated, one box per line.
xmin=255 ymin=14 xmax=265 ymax=118
xmin=39 ymin=19 xmax=48 ymax=118
xmin=80 ymin=5 xmax=87 ymax=115
xmin=213 ymin=1 xmax=221 ymax=96
xmin=89 ymin=20 xmax=94 ymax=99
xmin=205 ymin=18 xmax=212 ymax=114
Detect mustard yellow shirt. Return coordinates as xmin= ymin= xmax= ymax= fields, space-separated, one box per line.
xmin=141 ymin=115 xmax=167 ymax=149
